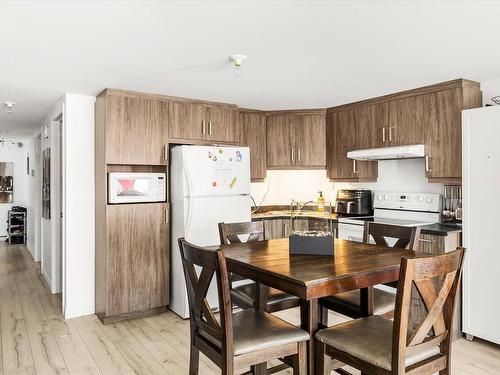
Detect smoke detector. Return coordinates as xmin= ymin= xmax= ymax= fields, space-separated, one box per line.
xmin=3 ymin=102 xmax=15 ymax=114
xmin=228 ymin=54 xmax=248 ymax=77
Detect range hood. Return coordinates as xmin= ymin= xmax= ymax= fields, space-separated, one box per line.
xmin=347 ymin=144 xmax=425 ymax=160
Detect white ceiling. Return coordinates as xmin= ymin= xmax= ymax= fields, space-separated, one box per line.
xmin=1 ymin=1 xmax=500 ymax=135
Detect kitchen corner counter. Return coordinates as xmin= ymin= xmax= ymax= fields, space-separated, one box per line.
xmin=419 ymin=223 xmax=462 ymax=236
xmin=251 ymin=209 xmax=339 ymax=221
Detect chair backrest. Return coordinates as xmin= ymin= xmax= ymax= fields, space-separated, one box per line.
xmin=218 ymin=221 xmax=265 ymax=245
xmin=391 ymin=248 xmax=465 ymax=372
xmin=178 ymin=238 xmax=233 ymax=357
xmin=363 ymin=222 xmax=421 ymax=251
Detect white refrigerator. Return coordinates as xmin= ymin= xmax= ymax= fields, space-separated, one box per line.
xmin=170 ymin=145 xmax=252 ymax=318
xmin=462 ymin=105 xmax=500 ymax=344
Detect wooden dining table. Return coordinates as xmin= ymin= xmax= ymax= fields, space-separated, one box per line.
xmin=221 ymin=237 xmax=415 ymax=375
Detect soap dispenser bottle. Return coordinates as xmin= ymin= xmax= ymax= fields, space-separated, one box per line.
xmin=317 ymin=191 xmax=325 ymax=212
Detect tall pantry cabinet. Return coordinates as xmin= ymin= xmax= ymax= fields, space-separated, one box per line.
xmin=95 ymin=89 xmax=170 ymax=324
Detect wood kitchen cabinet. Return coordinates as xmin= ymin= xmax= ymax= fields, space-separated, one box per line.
xmin=97 ymin=203 xmax=169 ymax=323
xmin=266 ymin=114 xmax=296 ymax=167
xmin=102 ymin=91 xmax=169 ymax=165
xmin=240 ymin=109 xmax=267 ymax=181
xmin=421 ymin=86 xmax=482 ymax=182
xmin=266 ymin=110 xmax=326 ymax=169
xmin=169 ymin=101 xmax=240 ymax=143
xmin=326 ymin=109 xmax=377 ymax=181
xmin=326 ymin=79 xmax=482 ymax=183
xmin=263 ymin=218 xmax=291 ymax=240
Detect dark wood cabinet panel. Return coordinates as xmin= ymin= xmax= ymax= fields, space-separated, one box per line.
xmin=295 ymin=114 xmax=326 ymax=167
xmin=206 ymin=106 xmax=240 ymax=143
xmin=355 ymin=105 xmax=377 ymax=150
xmin=105 ymin=203 xmax=169 ymax=317
xmin=240 ymin=111 xmax=267 ymax=181
xmin=106 ymin=95 xmax=168 ymax=165
xmin=372 ymin=102 xmax=389 ymax=147
xmin=266 ymin=114 xmax=295 ymax=167
xmin=388 ymin=96 xmax=421 ymax=146
xmin=168 ymin=102 xmax=205 ymax=140
xmin=264 ymin=219 xmax=284 ymax=240
xmin=422 ymin=88 xmax=462 ymax=179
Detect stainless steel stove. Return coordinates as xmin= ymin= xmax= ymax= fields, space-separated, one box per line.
xmin=338 ymin=191 xmax=441 ymax=242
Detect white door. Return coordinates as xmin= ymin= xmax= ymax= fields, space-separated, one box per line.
xmin=462 ymin=107 xmax=500 ymax=344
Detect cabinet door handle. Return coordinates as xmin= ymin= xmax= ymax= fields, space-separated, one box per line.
xmin=291 ymin=148 xmax=295 ymax=162
xmin=165 ymin=208 xmax=169 ymax=224
xmin=297 ymin=148 xmax=301 ymax=162
xmin=208 ymin=121 xmax=212 ymax=135
xmin=382 ymin=127 xmax=386 ymax=143
xmin=388 ymin=127 xmax=393 ymax=142
xmin=425 ymin=155 xmax=431 ymax=172
xmin=353 ymin=159 xmax=358 ymax=174
xmin=164 ymin=145 xmax=168 ymax=162
xmin=202 ymin=121 xmax=206 ymax=135
xmin=419 ymin=238 xmax=433 ymax=243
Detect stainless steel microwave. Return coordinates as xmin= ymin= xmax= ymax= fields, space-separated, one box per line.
xmin=108 ymin=172 xmax=166 ymax=204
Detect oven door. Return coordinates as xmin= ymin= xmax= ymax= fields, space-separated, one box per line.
xmin=338 ymin=222 xmax=364 ymax=242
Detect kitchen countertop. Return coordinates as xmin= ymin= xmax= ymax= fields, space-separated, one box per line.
xmin=251 ymin=206 xmax=461 ymax=236
xmin=418 ymin=223 xmax=462 ymax=236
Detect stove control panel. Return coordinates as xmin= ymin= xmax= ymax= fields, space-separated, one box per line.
xmin=374 ymin=192 xmax=441 ymax=212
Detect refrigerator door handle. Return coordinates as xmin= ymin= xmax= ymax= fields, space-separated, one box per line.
xmin=183 ymin=159 xmax=195 ymax=234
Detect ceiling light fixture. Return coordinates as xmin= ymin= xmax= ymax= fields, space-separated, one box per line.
xmin=229 ymin=54 xmax=247 ymax=78
xmin=3 ymin=102 xmax=15 ymax=114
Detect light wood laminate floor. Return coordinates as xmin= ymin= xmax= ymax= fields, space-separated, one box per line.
xmin=1 ymin=243 xmax=499 ymax=374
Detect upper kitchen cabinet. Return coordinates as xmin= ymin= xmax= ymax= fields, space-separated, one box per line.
xmin=100 ymin=90 xmax=169 ymax=165
xmin=387 ymin=97 xmax=421 ymax=146
xmin=266 ymin=110 xmax=326 ymax=169
xmin=205 ymin=105 xmax=240 ymax=143
xmin=240 ymin=109 xmax=267 ymax=181
xmin=168 ymin=101 xmax=240 ymax=144
xmin=421 ymin=85 xmax=482 ymax=182
xmin=168 ymin=102 xmax=206 ymax=140
xmin=266 ymin=113 xmax=296 ymax=167
xmin=295 ymin=113 xmax=327 ymax=167
xmin=326 ymin=109 xmax=377 ymax=181
xmin=326 ymin=79 xmax=482 ymax=183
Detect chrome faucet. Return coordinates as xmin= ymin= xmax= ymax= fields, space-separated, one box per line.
xmin=290 ymin=199 xmax=314 ymax=212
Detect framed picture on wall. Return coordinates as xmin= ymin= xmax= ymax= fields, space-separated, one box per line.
xmin=0 ymin=162 xmax=14 ymax=204
xmin=42 ymin=148 xmax=50 ymax=219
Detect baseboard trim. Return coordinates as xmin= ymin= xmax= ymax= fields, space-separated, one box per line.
xmin=98 ymin=305 xmax=167 ymax=325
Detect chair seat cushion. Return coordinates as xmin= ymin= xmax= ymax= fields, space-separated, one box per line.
xmin=231 ymin=283 xmax=300 ymax=309
xmin=315 ymin=315 xmax=440 ymax=371
xmin=323 ymin=288 xmax=396 ymax=315
xmin=200 ymin=309 xmax=310 ymax=356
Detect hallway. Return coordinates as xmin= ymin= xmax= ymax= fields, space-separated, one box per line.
xmin=1 ymin=243 xmax=500 ymax=374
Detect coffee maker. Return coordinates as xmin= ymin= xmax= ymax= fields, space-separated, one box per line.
xmin=334 ymin=189 xmax=373 ymax=216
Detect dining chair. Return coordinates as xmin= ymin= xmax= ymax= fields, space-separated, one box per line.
xmin=178 ymin=238 xmax=309 ymax=375
xmin=315 ymin=248 xmax=464 ymax=375
xmin=320 ymin=222 xmax=421 ymax=324
xmin=218 ymin=221 xmax=301 ymax=313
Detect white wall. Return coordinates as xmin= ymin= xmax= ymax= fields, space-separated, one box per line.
xmin=251 ymin=159 xmax=443 ymax=206
xmin=62 ymin=94 xmax=95 ymax=319
xmin=481 ymin=79 xmax=500 ymax=106
xmin=0 ymin=137 xmax=33 ymax=241
xmin=33 ymin=94 xmax=96 ymax=319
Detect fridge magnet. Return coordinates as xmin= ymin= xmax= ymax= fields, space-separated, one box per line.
xmin=208 ymin=151 xmax=212 ymax=158
xmin=229 ymin=176 xmax=237 ymax=189
xmin=236 ymin=150 xmax=242 ymax=162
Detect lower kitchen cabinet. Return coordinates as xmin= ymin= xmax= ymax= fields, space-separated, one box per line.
xmin=263 ymin=218 xmax=291 ymax=240
xmin=260 ymin=217 xmax=337 ymax=240
xmin=410 ymin=231 xmax=462 ymax=341
xmin=96 ymin=203 xmax=169 ymax=323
